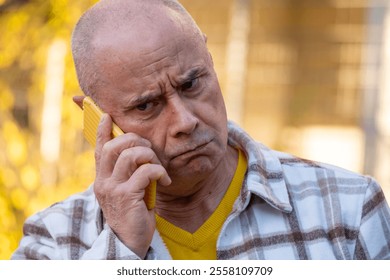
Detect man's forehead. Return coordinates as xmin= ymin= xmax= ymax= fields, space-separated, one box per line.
xmin=72 ymin=0 xmax=206 ymax=98
xmin=91 ymin=1 xmax=186 ymax=36
xmin=91 ymin=7 xmax=190 ymax=53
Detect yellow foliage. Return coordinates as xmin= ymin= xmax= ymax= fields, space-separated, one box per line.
xmin=0 ymin=197 xmax=16 ymax=229
xmin=0 ymin=84 xmax=15 ymax=111
xmin=20 ymin=165 xmax=40 ymax=191
xmin=0 ymin=168 xmax=19 ymax=189
xmin=3 ymin=122 xmax=27 ymax=167
xmin=0 ymin=234 xmax=13 ymax=260
xmin=0 ymin=0 xmax=99 ymax=259
xmin=10 ymin=188 xmax=29 ymax=211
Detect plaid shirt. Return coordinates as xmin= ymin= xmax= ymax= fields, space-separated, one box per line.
xmin=12 ymin=122 xmax=390 ymax=260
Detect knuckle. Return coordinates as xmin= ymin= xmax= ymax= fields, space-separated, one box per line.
xmin=120 ymin=146 xmax=155 ymax=163
xmin=93 ymin=184 xmax=106 ymax=199
xmin=118 ymin=150 xmax=138 ymax=172
xmin=96 ymin=126 xmax=104 ymax=140
xmin=118 ymin=148 xmax=132 ymax=160
xmin=94 ymin=150 xmax=100 ymax=162
xmin=138 ymin=162 xmax=163 ymax=175
xmin=101 ymin=140 xmax=114 ymax=154
xmin=136 ymin=147 xmax=154 ymax=161
xmin=125 ymin=133 xmax=151 ymax=147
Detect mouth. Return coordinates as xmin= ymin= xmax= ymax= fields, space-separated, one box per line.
xmin=170 ymin=139 xmax=213 ymax=160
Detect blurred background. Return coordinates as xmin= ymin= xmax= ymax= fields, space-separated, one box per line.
xmin=0 ymin=0 xmax=389 ymax=259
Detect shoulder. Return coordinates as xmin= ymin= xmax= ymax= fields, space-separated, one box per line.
xmin=268 ymin=149 xmax=378 ymax=217
xmin=272 ymin=149 xmax=370 ymax=190
xmin=39 ymin=185 xmax=96 ymax=218
xmin=13 ymin=186 xmax=99 ymax=259
xmin=23 ymin=186 xmax=97 ymax=238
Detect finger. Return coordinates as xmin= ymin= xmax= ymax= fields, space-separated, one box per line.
xmin=129 ymin=163 xmax=171 ymax=210
xmin=126 ymin=163 xmax=171 ymax=196
xmin=72 ymin=95 xmax=85 ymax=109
xmin=111 ymin=146 xmax=162 ymax=182
xmin=95 ymin=114 xmax=114 ymax=173
xmin=97 ymin=131 xmax=152 ymax=178
xmin=95 ymin=163 xmax=170 ymax=207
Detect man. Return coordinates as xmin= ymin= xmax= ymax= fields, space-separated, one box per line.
xmin=12 ymin=0 xmax=390 ymax=260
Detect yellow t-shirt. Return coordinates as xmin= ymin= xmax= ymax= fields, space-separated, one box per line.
xmin=155 ymin=149 xmax=247 ymax=260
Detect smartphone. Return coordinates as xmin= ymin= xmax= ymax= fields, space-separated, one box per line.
xmin=82 ymin=96 xmax=156 ymax=210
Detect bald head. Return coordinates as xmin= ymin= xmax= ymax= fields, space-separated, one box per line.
xmin=71 ymin=0 xmax=203 ymax=97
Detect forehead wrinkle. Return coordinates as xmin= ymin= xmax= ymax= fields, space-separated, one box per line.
xmin=133 ymin=91 xmax=160 ymax=104
xmin=138 ymin=55 xmax=173 ymax=78
xmin=125 ymin=67 xmax=199 ymax=107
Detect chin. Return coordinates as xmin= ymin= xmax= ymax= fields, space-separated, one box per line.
xmin=161 ymin=161 xmax=216 ymax=197
xmin=169 ymin=155 xmax=216 ymax=179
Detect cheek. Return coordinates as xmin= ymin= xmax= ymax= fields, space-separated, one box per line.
xmin=142 ymin=127 xmax=169 ymax=164
xmin=206 ymin=76 xmax=226 ymax=111
xmin=115 ymin=120 xmax=168 ymax=162
xmin=202 ymin=85 xmax=227 ymax=125
xmin=196 ymin=91 xmax=229 ymax=147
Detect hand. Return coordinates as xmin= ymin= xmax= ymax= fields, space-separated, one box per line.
xmin=94 ymin=113 xmax=171 ymax=259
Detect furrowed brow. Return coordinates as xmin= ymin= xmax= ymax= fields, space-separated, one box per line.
xmin=126 ymin=92 xmax=160 ymax=109
xmin=177 ymin=67 xmax=203 ymax=84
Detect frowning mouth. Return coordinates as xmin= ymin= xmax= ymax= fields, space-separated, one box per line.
xmin=171 ymin=140 xmax=212 ymax=160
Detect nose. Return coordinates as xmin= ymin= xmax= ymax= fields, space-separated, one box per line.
xmin=167 ymin=95 xmax=199 ymax=137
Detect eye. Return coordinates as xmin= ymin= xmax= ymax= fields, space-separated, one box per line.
xmin=136 ymin=102 xmax=155 ymax=111
xmin=181 ymin=78 xmax=198 ymax=91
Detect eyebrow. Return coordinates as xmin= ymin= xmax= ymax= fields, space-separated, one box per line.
xmin=177 ymin=67 xmax=203 ymax=85
xmin=126 ymin=92 xmax=161 ymax=109
xmin=124 ymin=66 xmax=206 ymax=109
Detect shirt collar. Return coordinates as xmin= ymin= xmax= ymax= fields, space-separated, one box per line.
xmin=227 ymin=121 xmax=293 ymax=213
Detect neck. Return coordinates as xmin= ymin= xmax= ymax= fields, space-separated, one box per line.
xmin=155 ymin=145 xmax=238 ymax=233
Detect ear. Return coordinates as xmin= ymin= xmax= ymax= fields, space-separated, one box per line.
xmin=73 ymin=95 xmax=85 ymax=109
xmin=203 ymin=33 xmax=208 ymax=43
